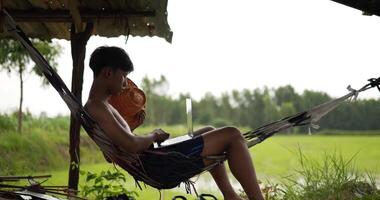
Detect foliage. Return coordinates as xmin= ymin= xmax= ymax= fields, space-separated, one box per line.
xmin=0 ymin=38 xmax=62 ymax=133
xmin=138 ymin=75 xmax=202 ymax=127
xmin=1 ymin=113 xmax=380 ymax=199
xmin=239 ymin=151 xmax=380 ymax=200
xmin=0 ymin=113 xmax=16 ymax=132
xmin=139 ymin=75 xmax=380 ymax=132
xmin=0 ymin=38 xmax=62 ymax=81
xmin=280 ymin=150 xmax=379 ymax=200
xmin=2 ymin=111 xmax=380 ymax=175
xmin=80 ymin=168 xmax=138 ymax=200
xmin=0 ymin=113 xmax=103 ymax=175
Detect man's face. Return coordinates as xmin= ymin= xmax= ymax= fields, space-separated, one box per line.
xmin=108 ymin=68 xmax=128 ymax=95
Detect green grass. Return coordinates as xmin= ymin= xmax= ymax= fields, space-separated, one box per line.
xmin=34 ymin=135 xmax=380 ymax=200
xmin=0 ymin=130 xmax=103 ymax=174
xmin=251 ymin=135 xmax=380 ymax=177
xmin=41 ymin=162 xmax=214 ymax=200
xmin=8 ymin=134 xmax=380 ymax=199
xmin=240 ymin=150 xmax=380 ymax=200
xmin=1 ymin=118 xmax=380 ymax=199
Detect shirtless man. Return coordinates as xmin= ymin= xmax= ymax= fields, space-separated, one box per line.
xmin=84 ymin=46 xmax=264 ymax=200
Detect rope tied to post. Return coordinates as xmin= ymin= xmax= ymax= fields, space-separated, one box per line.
xmin=368 ymin=77 xmax=380 ymax=92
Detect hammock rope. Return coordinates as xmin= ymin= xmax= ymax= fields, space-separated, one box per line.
xmin=244 ymin=77 xmax=380 ymax=147
xmin=2 ymin=8 xmax=379 ymax=192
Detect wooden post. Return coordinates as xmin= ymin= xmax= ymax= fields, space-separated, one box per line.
xmin=68 ymin=22 xmax=93 ymax=193
xmin=0 ymin=0 xmax=3 ymax=33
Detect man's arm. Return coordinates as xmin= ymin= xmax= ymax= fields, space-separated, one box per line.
xmin=86 ymin=102 xmax=164 ymax=153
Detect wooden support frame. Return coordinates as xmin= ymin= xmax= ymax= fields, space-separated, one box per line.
xmin=0 ymin=175 xmax=51 ymax=182
xmin=0 ymin=0 xmax=3 ymax=33
xmin=5 ymin=9 xmax=155 ymax=22
xmin=67 ymin=22 xmax=93 ymax=193
xmin=68 ymin=0 xmax=83 ymax=32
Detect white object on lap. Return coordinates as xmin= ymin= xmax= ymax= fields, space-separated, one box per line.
xmin=154 ymin=98 xmax=194 ymax=148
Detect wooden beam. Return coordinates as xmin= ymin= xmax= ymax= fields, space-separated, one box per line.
xmin=4 ymin=9 xmax=155 ymax=22
xmin=68 ymin=0 xmax=83 ymax=32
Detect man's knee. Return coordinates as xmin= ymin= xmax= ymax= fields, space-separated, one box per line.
xmin=203 ymin=125 xmax=216 ymax=132
xmin=221 ymin=126 xmax=244 ymax=141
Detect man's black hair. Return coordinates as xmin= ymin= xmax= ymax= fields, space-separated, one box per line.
xmin=89 ymin=46 xmax=134 ymax=76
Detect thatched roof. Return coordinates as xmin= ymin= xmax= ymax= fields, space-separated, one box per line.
xmin=0 ymin=0 xmax=172 ymax=42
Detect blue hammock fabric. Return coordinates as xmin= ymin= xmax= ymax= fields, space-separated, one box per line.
xmin=2 ymin=9 xmax=379 ymax=191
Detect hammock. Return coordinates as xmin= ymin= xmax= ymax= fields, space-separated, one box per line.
xmin=1 ymin=9 xmax=224 ymax=190
xmin=244 ymin=80 xmax=380 ymax=147
xmin=2 ymin=9 xmax=380 ymax=191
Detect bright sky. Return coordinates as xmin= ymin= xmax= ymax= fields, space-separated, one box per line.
xmin=1 ymin=0 xmax=380 ymax=116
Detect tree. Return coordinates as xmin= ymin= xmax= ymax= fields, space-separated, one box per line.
xmin=140 ymin=75 xmax=170 ymax=125
xmin=196 ymin=92 xmax=218 ymax=125
xmin=0 ymin=39 xmax=62 ymax=133
xmin=219 ymin=92 xmax=235 ymax=124
xmin=274 ymin=85 xmax=301 ymax=110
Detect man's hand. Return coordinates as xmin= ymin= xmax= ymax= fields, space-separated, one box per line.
xmin=151 ymin=128 xmax=170 ymax=144
xmin=129 ymin=110 xmax=146 ymax=131
xmin=136 ymin=110 xmax=146 ymax=124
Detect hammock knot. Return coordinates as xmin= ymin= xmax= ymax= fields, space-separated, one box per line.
xmin=308 ymin=123 xmax=320 ymax=135
xmin=346 ymin=85 xmax=359 ymax=101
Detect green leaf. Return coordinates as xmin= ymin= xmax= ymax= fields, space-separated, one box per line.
xmin=86 ymin=172 xmax=97 ymax=182
xmin=94 ymin=177 xmax=103 ymax=184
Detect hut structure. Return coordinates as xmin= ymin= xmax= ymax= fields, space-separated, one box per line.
xmin=0 ymin=0 xmax=172 ymax=191
xmin=331 ymin=0 xmax=380 ymax=16
xmin=1 ymin=0 xmax=378 ymax=195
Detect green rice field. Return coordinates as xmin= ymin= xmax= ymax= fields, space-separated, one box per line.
xmin=2 ymin=121 xmax=379 ymax=199
xmin=39 ymin=134 xmax=380 ymax=199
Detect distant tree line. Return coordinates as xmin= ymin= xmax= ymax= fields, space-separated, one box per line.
xmin=0 ymin=39 xmax=61 ymax=133
xmin=140 ymin=75 xmax=380 ymax=131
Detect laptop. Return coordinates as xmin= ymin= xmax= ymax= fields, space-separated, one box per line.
xmin=154 ymin=98 xmax=194 ymax=148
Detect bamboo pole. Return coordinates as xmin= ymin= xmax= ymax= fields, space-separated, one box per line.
xmin=0 ymin=175 xmax=51 ymax=182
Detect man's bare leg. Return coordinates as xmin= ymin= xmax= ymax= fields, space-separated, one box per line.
xmin=197 ymin=127 xmax=240 ymax=199
xmin=201 ymin=127 xmax=264 ymax=200
xmin=209 ymin=163 xmax=241 ymax=199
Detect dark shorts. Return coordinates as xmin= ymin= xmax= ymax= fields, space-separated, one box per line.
xmin=138 ymin=136 xmax=205 ymax=189
xmin=156 ymin=135 xmax=205 ymax=158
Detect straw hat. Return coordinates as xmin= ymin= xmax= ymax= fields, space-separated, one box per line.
xmin=108 ymin=78 xmax=146 ymax=130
